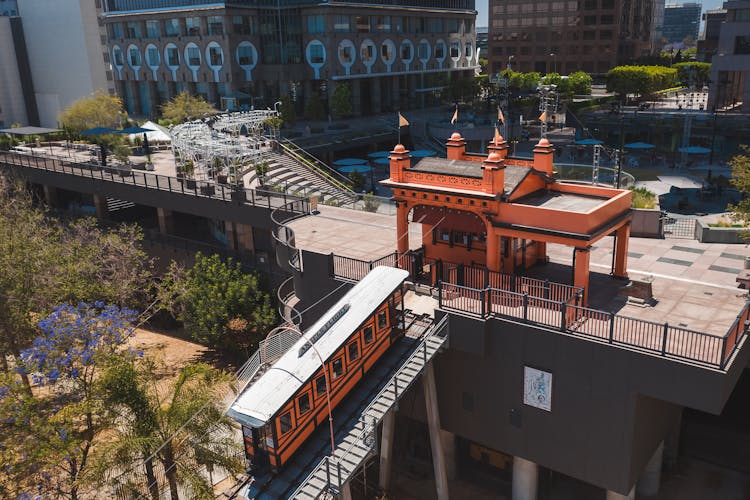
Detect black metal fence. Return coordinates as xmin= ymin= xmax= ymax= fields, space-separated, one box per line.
xmin=663 ymin=215 xmax=697 ymax=239
xmin=0 ymin=150 xmax=306 ymax=211
xmin=438 ymin=281 xmax=749 ymax=370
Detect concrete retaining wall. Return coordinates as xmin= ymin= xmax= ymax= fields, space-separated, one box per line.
xmin=695 ymin=219 xmax=749 ymax=243
xmin=631 ymin=208 xmax=663 ymax=238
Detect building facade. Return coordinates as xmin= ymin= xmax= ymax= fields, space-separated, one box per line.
xmin=0 ymin=13 xmax=36 ymax=127
xmin=0 ymin=0 xmax=17 ymax=16
xmin=697 ymin=8 xmax=727 ymax=62
xmin=13 ymin=0 xmax=115 ymax=128
xmin=487 ymin=0 xmax=659 ymax=76
xmin=708 ymin=0 xmax=750 ymax=113
xmin=662 ymin=3 xmax=702 ymax=44
xmin=101 ymin=0 xmax=478 ymax=118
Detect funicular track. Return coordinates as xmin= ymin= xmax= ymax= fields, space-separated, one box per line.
xmin=231 ymin=311 xmax=444 ymax=499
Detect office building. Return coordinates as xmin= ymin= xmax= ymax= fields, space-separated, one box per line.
xmin=662 ymin=3 xmax=702 ymax=44
xmin=0 ymin=12 xmax=35 ymax=127
xmin=101 ymin=0 xmax=478 ymax=118
xmin=487 ymin=0 xmax=659 ymax=76
xmin=15 ymin=0 xmax=115 ymax=128
xmin=708 ymin=0 xmax=750 ymax=112
xmin=0 ymin=0 xmax=17 ymax=16
xmin=697 ymin=8 xmax=727 ymax=62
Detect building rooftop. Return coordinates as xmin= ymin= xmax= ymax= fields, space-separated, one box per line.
xmin=410 ymin=157 xmax=533 ymax=195
xmin=514 ymin=191 xmax=608 ymax=213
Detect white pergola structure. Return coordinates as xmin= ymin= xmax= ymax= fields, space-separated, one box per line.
xmin=169 ymin=110 xmax=279 ymax=182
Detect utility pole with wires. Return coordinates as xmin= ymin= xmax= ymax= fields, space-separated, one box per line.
xmin=538 ymin=84 xmax=558 ymax=139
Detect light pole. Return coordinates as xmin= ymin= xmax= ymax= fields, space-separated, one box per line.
xmin=263 ymin=324 xmax=336 ymax=456
xmin=549 ymin=53 xmax=556 ymax=74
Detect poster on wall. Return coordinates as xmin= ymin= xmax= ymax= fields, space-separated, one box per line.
xmin=523 ymin=366 xmax=552 ymax=412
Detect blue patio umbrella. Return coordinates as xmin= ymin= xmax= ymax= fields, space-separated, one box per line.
xmin=678 ymin=146 xmax=711 ymax=154
xmin=332 ymin=158 xmax=368 ymax=167
xmin=337 ymin=164 xmax=372 ymax=173
xmin=624 ymin=142 xmax=655 ymax=150
xmin=81 ymin=127 xmax=117 ymax=135
xmin=118 ymin=126 xmax=155 ymax=134
xmin=367 ymin=151 xmax=391 ymax=159
xmin=575 ymin=138 xmax=603 ymax=145
xmin=410 ymin=149 xmax=438 ymax=158
xmin=374 ymin=157 xmax=391 ymax=166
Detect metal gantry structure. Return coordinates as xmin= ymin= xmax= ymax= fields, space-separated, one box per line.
xmin=538 ymin=84 xmax=559 ymax=139
xmin=169 ymin=110 xmax=279 ymax=182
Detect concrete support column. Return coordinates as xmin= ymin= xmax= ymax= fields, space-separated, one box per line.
xmin=512 ymin=456 xmax=538 ymax=500
xmin=613 ymin=223 xmax=630 ymax=278
xmin=208 ymin=82 xmax=219 ymax=109
xmin=128 ymin=81 xmax=141 ymax=116
xmin=486 ymin=230 xmax=500 ymax=272
xmin=637 ymin=441 xmax=664 ymax=497
xmin=423 ymin=363 xmax=449 ymax=500
xmin=407 ymin=74 xmax=417 ymax=108
xmin=606 ymin=486 xmax=635 ymax=500
xmin=378 ymin=409 xmax=396 ymax=492
xmin=167 ymin=81 xmax=177 ymax=101
xmin=148 ymin=81 xmax=160 ymax=116
xmin=93 ymin=194 xmax=108 ymax=220
xmin=392 ymin=76 xmax=400 ymax=110
xmin=439 ymin=430 xmax=457 ymax=481
xmin=235 ymin=223 xmax=255 ymax=254
xmin=396 ymin=201 xmax=409 ymax=267
xmin=351 ymin=79 xmax=362 ymax=117
xmin=371 ymin=78 xmax=382 ymax=114
xmin=340 ymin=481 xmax=353 ymax=500
xmin=327 ymin=80 xmax=337 ymax=119
xmin=663 ymin=409 xmax=682 ymax=473
xmin=43 ymin=185 xmax=59 ymax=208
xmin=157 ymin=207 xmax=174 ymax=235
xmin=573 ymin=247 xmax=591 ymax=305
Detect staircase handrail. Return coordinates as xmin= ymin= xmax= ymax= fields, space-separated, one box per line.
xmin=277 ymin=139 xmax=356 ymax=194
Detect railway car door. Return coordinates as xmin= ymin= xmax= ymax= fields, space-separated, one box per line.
xmin=250 ymin=426 xmax=270 ymax=470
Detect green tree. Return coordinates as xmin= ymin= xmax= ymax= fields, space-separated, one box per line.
xmin=673 ymin=62 xmax=711 ymax=88
xmin=568 ymin=71 xmax=593 ymax=95
xmin=348 ymin=169 xmax=366 ymax=192
xmin=728 ymin=146 xmax=750 ymax=233
xmin=606 ymin=65 xmax=677 ymax=101
xmin=161 ymin=92 xmax=217 ymax=124
xmin=279 ymin=95 xmax=297 ymax=125
xmin=304 ymin=93 xmax=325 ymax=120
xmin=58 ymin=90 xmax=126 ymax=132
xmin=254 ymin=160 xmax=270 ymax=186
xmin=93 ymin=358 xmax=243 ymax=500
xmin=0 ymin=303 xmax=140 ymax=499
xmin=160 ymin=253 xmax=276 ymax=352
xmin=331 ymin=83 xmax=353 ymax=119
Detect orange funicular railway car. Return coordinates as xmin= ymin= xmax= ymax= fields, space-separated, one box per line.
xmin=228 ymin=267 xmax=409 ymax=472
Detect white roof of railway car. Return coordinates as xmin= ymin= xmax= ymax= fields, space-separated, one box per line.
xmin=227 ymin=266 xmax=409 ymax=428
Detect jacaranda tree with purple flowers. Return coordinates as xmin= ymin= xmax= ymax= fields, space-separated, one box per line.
xmin=0 ymin=302 xmax=139 ymax=500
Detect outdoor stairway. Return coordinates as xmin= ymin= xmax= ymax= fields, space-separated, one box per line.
xmin=247 ymin=150 xmax=357 ymax=205
xmin=287 ymin=314 xmax=449 ymax=499
xmin=106 ymin=197 xmax=136 ymax=212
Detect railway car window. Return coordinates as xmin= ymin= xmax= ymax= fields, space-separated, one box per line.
xmin=363 ymin=326 xmax=374 ymax=344
xmin=297 ymin=393 xmax=311 ymax=415
xmin=332 ymin=357 xmax=344 ymax=379
xmin=315 ymin=375 xmax=327 ymax=396
xmin=348 ymin=341 xmax=359 ymax=362
xmin=377 ymin=310 xmax=387 ymax=329
xmin=279 ymin=412 xmax=292 ymax=435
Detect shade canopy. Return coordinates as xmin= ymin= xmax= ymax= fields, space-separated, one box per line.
xmin=128 ymin=121 xmax=171 ymax=142
xmin=374 ymin=157 xmax=392 ymax=166
xmin=337 ymin=164 xmax=373 ymax=173
xmin=81 ymin=127 xmax=117 ymax=135
xmin=367 ymin=151 xmax=391 ymax=159
xmin=119 ymin=126 xmax=155 ymax=134
xmin=333 ymin=158 xmax=369 ymax=167
xmin=678 ymin=146 xmax=711 ymax=154
xmin=410 ymin=149 xmax=438 ymax=158
xmin=575 ymin=138 xmax=604 ymax=146
xmin=0 ymin=126 xmax=61 ymax=135
xmin=624 ymin=142 xmax=655 ymax=150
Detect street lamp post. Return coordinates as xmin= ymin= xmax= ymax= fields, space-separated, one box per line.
xmin=549 ymin=53 xmax=556 ymax=74
xmin=263 ymin=324 xmax=336 ymax=456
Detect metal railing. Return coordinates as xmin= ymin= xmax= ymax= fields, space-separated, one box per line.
xmin=331 ymin=251 xmax=583 ymax=304
xmin=289 ymin=315 xmax=449 ymax=499
xmin=277 ymin=139 xmax=356 ymax=195
xmin=438 ymin=282 xmax=748 ymax=370
xmin=277 ymin=276 xmax=302 ymax=326
xmin=270 ymin=198 xmax=311 ymax=273
xmin=0 ymin=150 xmax=308 ymax=211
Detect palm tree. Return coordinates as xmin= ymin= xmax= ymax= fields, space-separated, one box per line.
xmin=92 ymin=358 xmax=244 ymax=500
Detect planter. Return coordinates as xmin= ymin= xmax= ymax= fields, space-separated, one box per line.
xmin=231 ymin=190 xmax=247 ymax=203
xmin=631 ymin=208 xmax=662 ymax=238
xmin=185 ymin=179 xmax=197 ymax=190
xmin=695 ymin=219 xmax=748 ymax=243
xmin=200 ymin=184 xmax=216 ymax=196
